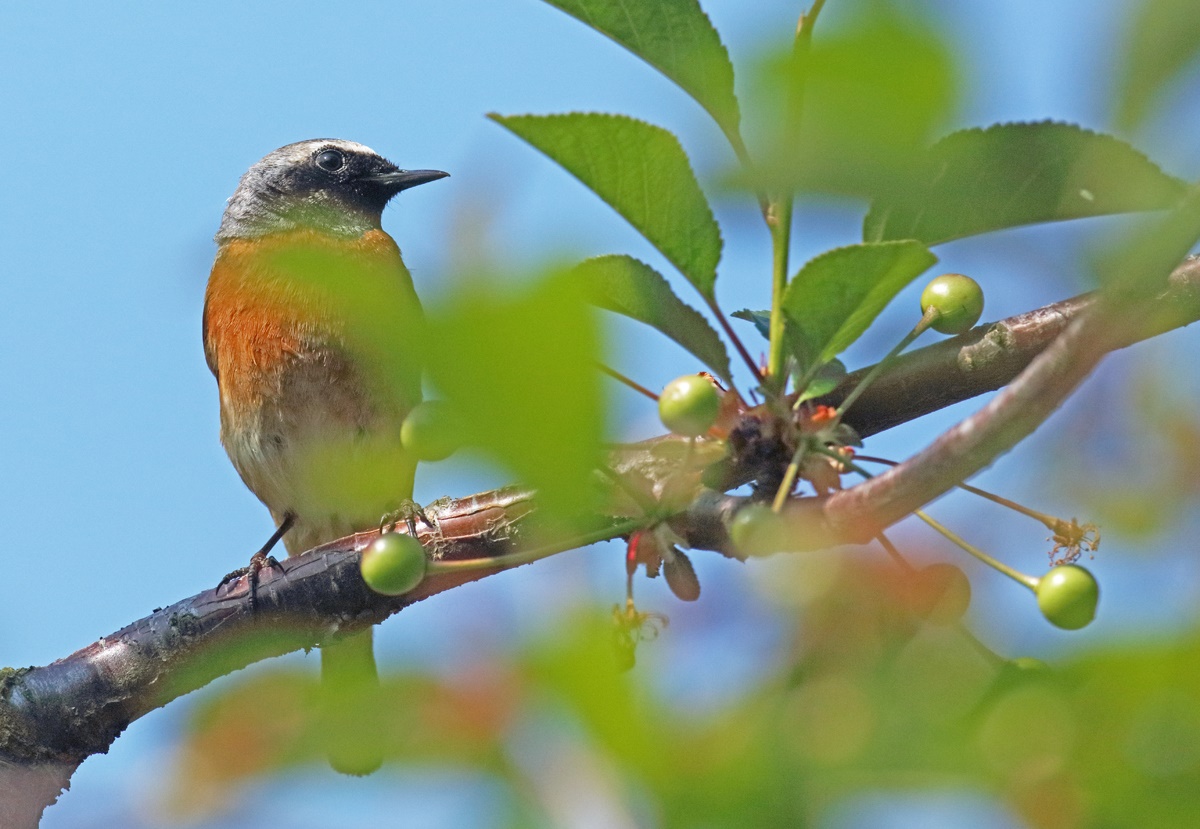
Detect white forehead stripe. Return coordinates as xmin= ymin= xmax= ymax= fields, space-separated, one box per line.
xmin=265 ymin=139 xmax=379 ymax=169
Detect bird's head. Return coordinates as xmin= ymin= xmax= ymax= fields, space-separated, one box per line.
xmin=216 ymin=139 xmax=447 ymax=241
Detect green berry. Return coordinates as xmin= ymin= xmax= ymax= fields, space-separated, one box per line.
xmin=912 ymin=563 xmax=971 ymax=624
xmin=360 ymin=532 xmax=427 ymax=596
xmin=401 ymin=401 xmax=461 ymax=462
xmin=1035 ymin=565 xmax=1099 ymax=630
xmin=658 ymin=375 xmax=720 ymax=437
xmin=729 ymin=503 xmax=785 ymax=556
xmin=920 ymin=273 xmax=984 ymax=335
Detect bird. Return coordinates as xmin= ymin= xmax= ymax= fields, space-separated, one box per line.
xmin=203 ymin=138 xmax=447 ymax=773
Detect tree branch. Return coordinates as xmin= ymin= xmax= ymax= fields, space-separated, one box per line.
xmin=3 ymin=256 xmax=1198 ymax=789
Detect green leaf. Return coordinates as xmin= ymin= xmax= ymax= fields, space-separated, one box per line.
xmin=524 ymin=613 xmax=671 ymax=778
xmin=1115 ymin=0 xmax=1200 ymax=130
xmin=540 ymin=0 xmax=740 ymax=141
xmin=426 ymin=268 xmax=605 ymax=520
xmin=783 ymin=241 xmax=937 ymax=371
xmin=1094 ymin=186 xmax=1200 ymax=302
xmin=572 ymin=255 xmax=731 ymax=383
xmin=739 ymin=3 xmax=957 ymax=198
xmin=864 ymin=122 xmax=1188 ymax=246
xmin=796 ymin=358 xmax=847 ymax=403
xmin=492 ymin=113 xmax=723 ymax=300
xmin=731 ymin=309 xmax=770 ymax=341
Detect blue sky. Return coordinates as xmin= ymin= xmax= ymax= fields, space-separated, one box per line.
xmin=3 ymin=1 xmax=1199 ymax=826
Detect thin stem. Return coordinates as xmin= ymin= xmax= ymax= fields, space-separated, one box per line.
xmin=874 ymin=530 xmax=915 ymax=573
xmin=831 ymin=307 xmax=938 ymax=417
xmin=596 ymin=362 xmax=659 ymax=401
xmin=764 ymin=0 xmax=826 ymax=396
xmin=426 ymin=518 xmax=646 ymax=574
xmin=952 ymin=620 xmax=1009 ymax=668
xmin=855 ymin=454 xmax=1060 ymax=529
xmin=790 ymin=358 xmax=826 ymax=405
xmin=915 ymin=511 xmax=1039 ymax=592
xmin=876 ymin=531 xmax=1008 ymax=669
xmin=773 ymin=440 xmax=809 ymax=512
xmin=787 ymin=0 xmax=826 ymax=140
xmin=709 ymin=297 xmax=765 ymax=386
xmin=767 ymin=198 xmax=794 ymax=393
xmin=813 ymin=444 xmax=862 ymax=473
xmin=595 ymin=464 xmax=659 ymax=516
xmin=721 ymin=127 xmax=771 ymax=222
xmin=831 ymin=452 xmax=1039 ymax=591
xmin=799 ymin=0 xmax=828 ymax=37
xmin=953 ymin=482 xmax=1058 ymax=527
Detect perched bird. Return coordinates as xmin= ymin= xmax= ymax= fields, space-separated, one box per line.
xmin=203 ymin=139 xmax=447 ymax=773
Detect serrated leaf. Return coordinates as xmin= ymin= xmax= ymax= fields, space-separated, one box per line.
xmin=796 ymin=358 xmax=847 ymax=403
xmin=426 ymin=268 xmax=604 ymax=521
xmin=573 ymin=255 xmax=731 ymax=383
xmin=492 ymin=112 xmax=723 ymax=300
xmin=783 ymin=242 xmax=937 ymax=371
xmin=541 ymin=0 xmax=740 ymax=140
xmin=864 ymin=122 xmax=1187 ymax=246
xmin=1115 ymin=0 xmax=1200 ymax=130
xmin=732 ymin=309 xmax=771 ymax=341
xmin=738 ymin=3 xmax=957 ymax=198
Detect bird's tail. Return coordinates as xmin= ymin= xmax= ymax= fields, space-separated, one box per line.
xmin=319 ymin=628 xmax=384 ymax=775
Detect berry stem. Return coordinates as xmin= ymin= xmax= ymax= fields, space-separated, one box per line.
xmin=766 ymin=197 xmax=794 ymax=394
xmin=426 ymin=517 xmax=647 ymax=574
xmin=764 ymin=0 xmax=826 ymax=396
xmin=914 ymin=510 xmax=1039 ymax=592
xmin=875 ymin=531 xmax=1007 ymax=668
xmin=772 ymin=440 xmax=808 ymax=513
xmin=873 ymin=529 xmax=914 ymax=573
xmin=708 ymin=297 xmax=763 ymax=389
xmin=954 ymin=483 xmax=1059 ymax=529
xmin=829 ymin=306 xmax=938 ymax=417
xmin=855 ymin=454 xmax=1063 ymax=531
xmin=595 ymin=464 xmax=659 ymax=516
xmin=596 ymin=363 xmax=659 ymax=401
xmin=832 ymin=452 xmax=1040 ymax=591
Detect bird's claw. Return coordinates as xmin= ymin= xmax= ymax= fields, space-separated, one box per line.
xmin=380 ymin=499 xmax=437 ymax=537
xmin=217 ymin=550 xmax=283 ymax=610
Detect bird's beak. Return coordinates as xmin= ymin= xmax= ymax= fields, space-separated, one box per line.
xmin=361 ymin=169 xmax=450 ymax=192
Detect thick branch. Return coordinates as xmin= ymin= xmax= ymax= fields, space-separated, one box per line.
xmin=829 ymin=255 xmax=1200 ymax=436
xmin=817 ymin=253 xmax=1200 ymax=543
xmin=3 ymin=258 xmax=1198 ymax=775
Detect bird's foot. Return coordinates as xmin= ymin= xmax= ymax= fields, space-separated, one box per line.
xmin=217 ymin=514 xmax=294 ymax=609
xmin=380 ymin=499 xmax=437 ymax=537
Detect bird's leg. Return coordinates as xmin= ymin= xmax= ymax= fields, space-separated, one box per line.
xmin=379 ymin=499 xmax=436 ymax=538
xmin=218 ymin=512 xmax=294 ymax=606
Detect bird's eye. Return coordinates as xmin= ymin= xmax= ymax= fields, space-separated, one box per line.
xmin=314 ymin=149 xmax=345 ymax=172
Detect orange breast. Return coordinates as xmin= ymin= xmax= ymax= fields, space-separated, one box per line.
xmin=204 ymin=229 xmax=423 ymax=413
xmin=203 ymin=229 xmax=424 ymax=547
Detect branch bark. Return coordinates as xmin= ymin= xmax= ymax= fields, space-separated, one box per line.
xmin=3 ymin=256 xmax=1199 ymax=819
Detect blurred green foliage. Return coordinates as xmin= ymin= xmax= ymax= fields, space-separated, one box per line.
xmin=1114 ymin=0 xmax=1200 ymax=130
xmin=747 ymin=0 xmax=959 ymax=199
xmin=177 ymin=0 xmax=1200 ymax=825
xmin=172 ymin=554 xmax=1200 ymax=828
xmin=425 ymin=266 xmax=605 ymax=522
